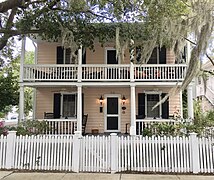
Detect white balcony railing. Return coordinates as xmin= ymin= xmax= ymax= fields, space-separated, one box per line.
xmin=24 ymin=64 xmax=78 ymax=81
xmin=23 ymin=64 xmax=187 ymax=82
xmin=82 ymin=64 xmax=130 ymax=81
xmin=134 ymin=64 xmax=187 ymax=81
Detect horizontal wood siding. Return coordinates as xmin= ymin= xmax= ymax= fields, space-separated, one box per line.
xmin=83 ymin=87 xmax=130 ymax=134
xmin=37 ymin=42 xmax=59 ymax=64
xmin=166 ymin=49 xmax=175 ymax=64
xmin=36 ymin=88 xmax=53 ymax=119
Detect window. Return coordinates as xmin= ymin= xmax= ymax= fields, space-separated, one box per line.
xmin=57 ymin=46 xmax=76 ymax=64
xmin=61 ymin=94 xmax=77 ymax=118
xmin=145 ymin=94 xmax=161 ymax=118
xmin=138 ymin=93 xmax=169 ymax=119
xmin=136 ymin=47 xmax=166 ymax=64
xmin=105 ymin=48 xmax=118 ymax=64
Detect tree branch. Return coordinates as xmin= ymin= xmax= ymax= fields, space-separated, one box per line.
xmin=206 ymin=53 xmax=214 ymax=66
xmin=0 ymin=29 xmax=42 ymax=35
xmin=0 ymin=8 xmax=17 ymax=50
xmin=0 ymin=0 xmax=30 ymax=13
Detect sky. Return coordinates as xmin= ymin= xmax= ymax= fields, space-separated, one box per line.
xmin=26 ymin=38 xmax=35 ymax=51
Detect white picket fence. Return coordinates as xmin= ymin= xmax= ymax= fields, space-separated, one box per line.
xmin=0 ymin=132 xmax=214 ymax=174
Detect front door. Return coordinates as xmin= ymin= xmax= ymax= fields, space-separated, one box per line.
xmin=105 ymin=95 xmax=120 ymax=132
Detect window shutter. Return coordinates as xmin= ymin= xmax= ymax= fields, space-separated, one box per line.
xmin=53 ymin=93 xmax=61 ymax=118
xmin=138 ymin=93 xmax=145 ymax=118
xmin=161 ymin=93 xmax=169 ymax=119
xmin=57 ymin=46 xmax=64 ymax=64
xmin=82 ymin=48 xmax=86 ymax=64
xmin=159 ymin=46 xmax=166 ymax=64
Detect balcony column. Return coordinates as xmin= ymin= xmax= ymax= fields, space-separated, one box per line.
xmin=77 ymin=84 xmax=82 ymax=134
xmin=180 ymin=90 xmax=183 ymax=118
xmin=19 ymin=37 xmax=26 ymax=122
xmin=130 ymin=39 xmax=135 ymax=82
xmin=130 ymin=84 xmax=136 ymax=135
xmin=187 ymin=84 xmax=194 ymax=120
xmin=77 ymin=46 xmax=82 ymax=82
xmin=19 ymin=85 xmax=25 ymax=122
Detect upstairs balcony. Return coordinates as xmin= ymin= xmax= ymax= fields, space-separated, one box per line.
xmin=23 ymin=64 xmax=187 ymax=83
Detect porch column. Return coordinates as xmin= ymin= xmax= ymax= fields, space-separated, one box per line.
xmin=130 ymin=84 xmax=136 ymax=135
xmin=77 ymin=46 xmax=82 ymax=82
xmin=77 ymin=84 xmax=82 ymax=134
xmin=19 ymin=85 xmax=25 ymax=121
xmin=180 ymin=90 xmax=183 ymax=118
xmin=19 ymin=37 xmax=26 ymax=122
xmin=187 ymin=84 xmax=194 ymax=120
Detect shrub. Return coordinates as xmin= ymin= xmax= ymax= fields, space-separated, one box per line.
xmin=0 ymin=120 xmax=48 ymax=136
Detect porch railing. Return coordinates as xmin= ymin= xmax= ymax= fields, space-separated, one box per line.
xmin=134 ymin=64 xmax=187 ymax=81
xmin=23 ymin=64 xmax=187 ymax=82
xmin=38 ymin=119 xmax=77 ymax=135
xmin=136 ymin=119 xmax=177 ymax=135
xmin=24 ymin=64 xmax=78 ymax=81
xmin=82 ymin=64 xmax=130 ymax=81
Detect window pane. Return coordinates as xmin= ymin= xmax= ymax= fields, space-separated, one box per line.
xmin=147 ymin=94 xmax=160 ymax=118
xmin=107 ymin=117 xmax=118 ymax=130
xmin=63 ymin=94 xmax=76 ymax=117
xmin=107 ymin=97 xmax=118 ymax=114
xmin=65 ymin=49 xmax=71 ymax=64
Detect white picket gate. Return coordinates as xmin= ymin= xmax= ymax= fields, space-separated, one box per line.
xmin=79 ymin=135 xmax=111 ymax=172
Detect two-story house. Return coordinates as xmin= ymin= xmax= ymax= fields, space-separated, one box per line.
xmin=19 ymin=34 xmax=193 ymax=135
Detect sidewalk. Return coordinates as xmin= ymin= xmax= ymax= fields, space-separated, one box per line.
xmin=1 ymin=171 xmax=214 ymax=180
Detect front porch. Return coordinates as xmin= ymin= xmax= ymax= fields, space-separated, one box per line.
xmin=23 ymin=86 xmax=195 ymax=136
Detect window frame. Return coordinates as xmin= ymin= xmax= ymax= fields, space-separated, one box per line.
xmin=60 ymin=92 xmax=77 ymax=119
xmin=145 ymin=91 xmax=162 ymax=118
xmin=105 ymin=47 xmax=120 ymax=64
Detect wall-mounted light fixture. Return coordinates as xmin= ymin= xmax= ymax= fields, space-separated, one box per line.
xmin=121 ymin=95 xmax=127 ymax=113
xmin=99 ymin=95 xmax=104 ymax=106
xmin=122 ymin=95 xmax=126 ymax=105
xmin=99 ymin=95 xmax=104 ymax=113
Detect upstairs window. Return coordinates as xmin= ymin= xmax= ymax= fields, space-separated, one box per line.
xmin=57 ymin=46 xmax=86 ymax=64
xmin=136 ymin=46 xmax=166 ymax=64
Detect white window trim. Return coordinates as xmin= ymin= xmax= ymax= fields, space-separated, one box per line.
xmin=105 ymin=47 xmax=120 ymax=64
xmin=144 ymin=91 xmax=162 ymax=119
xmin=60 ymin=92 xmax=77 ymax=119
xmin=104 ymin=94 xmax=121 ymax=132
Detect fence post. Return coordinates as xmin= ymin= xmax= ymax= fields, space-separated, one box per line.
xmin=5 ymin=131 xmax=16 ymax=169
xmin=110 ymin=133 xmax=118 ymax=174
xmin=189 ymin=132 xmax=200 ymax=174
xmin=72 ymin=131 xmax=82 ymax=172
